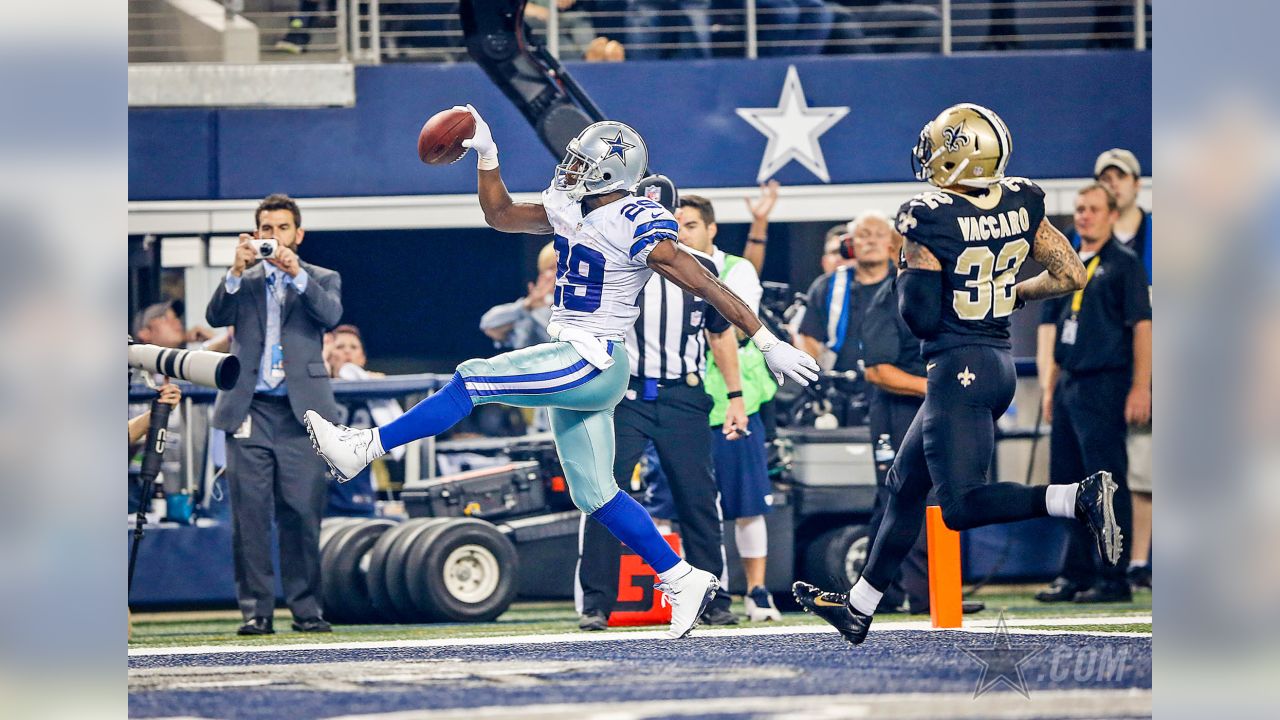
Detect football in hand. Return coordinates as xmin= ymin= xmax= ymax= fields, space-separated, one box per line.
xmin=417 ymin=107 xmax=477 ymax=165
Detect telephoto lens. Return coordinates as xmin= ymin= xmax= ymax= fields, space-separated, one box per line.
xmin=128 ymin=339 xmax=241 ymax=390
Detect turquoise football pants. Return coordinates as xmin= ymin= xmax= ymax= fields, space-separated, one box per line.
xmin=456 ymin=341 xmax=628 ymax=513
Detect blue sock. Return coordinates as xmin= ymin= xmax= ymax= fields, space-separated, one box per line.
xmin=591 ymin=491 xmax=681 ymax=574
xmin=377 ymin=372 xmax=473 ymax=451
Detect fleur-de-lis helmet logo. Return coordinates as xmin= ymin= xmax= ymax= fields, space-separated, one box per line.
xmin=942 ymin=120 xmax=972 ymax=153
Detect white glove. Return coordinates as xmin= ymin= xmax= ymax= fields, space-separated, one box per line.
xmin=455 ymin=103 xmax=498 ymax=169
xmin=752 ymin=326 xmax=819 ymax=387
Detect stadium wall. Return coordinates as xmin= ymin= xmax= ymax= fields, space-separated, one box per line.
xmin=128 ymin=51 xmax=1151 ymax=201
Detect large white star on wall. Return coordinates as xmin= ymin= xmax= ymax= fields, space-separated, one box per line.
xmin=735 ymin=65 xmax=850 ymax=184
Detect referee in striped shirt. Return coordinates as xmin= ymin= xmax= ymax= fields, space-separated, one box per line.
xmin=577 ymin=176 xmax=750 ymax=631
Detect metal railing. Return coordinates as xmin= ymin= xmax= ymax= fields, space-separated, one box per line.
xmin=128 ymin=0 xmax=1152 ymax=65
xmin=128 ymin=0 xmax=348 ymax=63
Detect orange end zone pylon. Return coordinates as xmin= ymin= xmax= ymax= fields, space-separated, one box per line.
xmin=926 ymin=505 xmax=963 ymax=628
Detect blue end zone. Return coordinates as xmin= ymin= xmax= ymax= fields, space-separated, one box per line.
xmin=130 ymin=630 xmax=1151 ymax=719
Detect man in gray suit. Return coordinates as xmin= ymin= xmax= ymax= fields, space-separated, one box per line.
xmin=207 ymin=194 xmax=343 ymax=635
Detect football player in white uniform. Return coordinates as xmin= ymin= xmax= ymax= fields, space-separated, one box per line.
xmin=305 ymin=105 xmax=818 ymax=639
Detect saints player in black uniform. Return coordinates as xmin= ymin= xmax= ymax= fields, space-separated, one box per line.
xmin=794 ymin=103 xmax=1122 ymax=645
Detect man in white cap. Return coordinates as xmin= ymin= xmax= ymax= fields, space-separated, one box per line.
xmin=1094 ymin=148 xmax=1151 ymax=282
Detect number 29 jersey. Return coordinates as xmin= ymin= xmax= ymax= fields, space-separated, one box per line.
xmin=541 ymin=184 xmax=678 ymax=341
xmin=894 ymin=176 xmax=1046 ymax=358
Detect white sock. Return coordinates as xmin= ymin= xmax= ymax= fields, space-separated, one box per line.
xmin=735 ymin=516 xmax=768 ymax=559
xmin=371 ymin=427 xmax=386 ymax=456
xmin=1045 ymin=484 xmax=1078 ymax=519
xmin=657 ymin=560 xmax=693 ymax=585
xmin=1129 ymin=560 xmax=1149 ymax=570
xmin=847 ymin=578 xmax=883 ymax=616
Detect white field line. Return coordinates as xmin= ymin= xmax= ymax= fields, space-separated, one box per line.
xmin=129 ymin=614 xmax=1150 ymax=658
xmin=325 ymin=688 xmax=1153 ymax=720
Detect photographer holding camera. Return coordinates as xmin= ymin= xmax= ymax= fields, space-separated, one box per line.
xmin=206 ymin=193 xmax=343 ymax=635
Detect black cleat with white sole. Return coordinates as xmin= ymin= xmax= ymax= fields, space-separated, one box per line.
xmin=1076 ymin=470 xmax=1123 ymax=566
xmin=792 ymin=581 xmax=873 ymax=646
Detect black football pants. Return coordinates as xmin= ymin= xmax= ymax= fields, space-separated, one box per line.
xmin=860 ymin=346 xmax=1051 ymax=592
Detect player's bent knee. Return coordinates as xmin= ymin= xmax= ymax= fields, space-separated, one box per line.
xmin=938 ymin=494 xmax=983 ymax=531
xmin=455 ymin=357 xmax=493 ymax=378
xmin=575 ymin=487 xmax=618 ymax=515
xmin=564 ymin=471 xmax=617 ymax=515
xmin=885 ymin=465 xmax=928 ymax=502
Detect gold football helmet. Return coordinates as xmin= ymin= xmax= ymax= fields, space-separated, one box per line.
xmin=912 ymin=103 xmax=1012 ymax=189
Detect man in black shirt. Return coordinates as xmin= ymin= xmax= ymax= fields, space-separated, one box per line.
xmin=1094 ymin=148 xmax=1153 ymax=589
xmin=797 ymin=212 xmax=896 ymax=418
xmin=1036 ymin=183 xmax=1152 ymax=603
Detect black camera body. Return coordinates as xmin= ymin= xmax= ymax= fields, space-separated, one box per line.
xmin=761 ymin=281 xmax=803 ymax=320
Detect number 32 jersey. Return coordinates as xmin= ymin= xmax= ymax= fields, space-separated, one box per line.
xmin=895 ymin=176 xmax=1046 ymax=357
xmin=542 ymin=184 xmax=678 ymax=341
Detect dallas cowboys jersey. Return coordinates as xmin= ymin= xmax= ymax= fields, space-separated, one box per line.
xmin=541 ymin=183 xmax=678 ymax=341
xmin=895 ymin=176 xmax=1046 ymax=357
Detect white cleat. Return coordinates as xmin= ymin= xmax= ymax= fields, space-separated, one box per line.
xmin=744 ymin=585 xmax=783 ymax=622
xmin=303 ymin=409 xmax=384 ymax=483
xmin=655 ymin=568 xmax=719 ymax=639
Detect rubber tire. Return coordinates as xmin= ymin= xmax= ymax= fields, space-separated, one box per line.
xmin=321 ymin=519 xmax=396 ymax=624
xmin=365 ymin=518 xmax=443 ymax=623
xmin=803 ymin=524 xmax=871 ymax=591
xmin=381 ymin=518 xmax=453 ymax=623
xmin=404 ymin=518 xmax=519 ymax=623
xmin=321 ymin=520 xmax=364 ymax=571
xmin=320 ymin=517 xmax=363 ymax=553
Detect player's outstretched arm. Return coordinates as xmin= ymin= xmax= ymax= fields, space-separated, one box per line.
xmin=647 ymin=240 xmax=818 ymax=386
xmin=648 ymin=239 xmax=759 ymax=333
xmin=477 ymin=168 xmax=553 ymax=234
xmin=456 ymin=104 xmax=553 ymax=234
xmin=1015 ymin=218 xmax=1087 ymax=302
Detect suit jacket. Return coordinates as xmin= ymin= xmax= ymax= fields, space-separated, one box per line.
xmin=206 ymin=260 xmax=343 ymax=432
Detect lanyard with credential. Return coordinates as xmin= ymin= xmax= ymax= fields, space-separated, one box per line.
xmin=1069 ymin=255 xmax=1102 ymax=319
